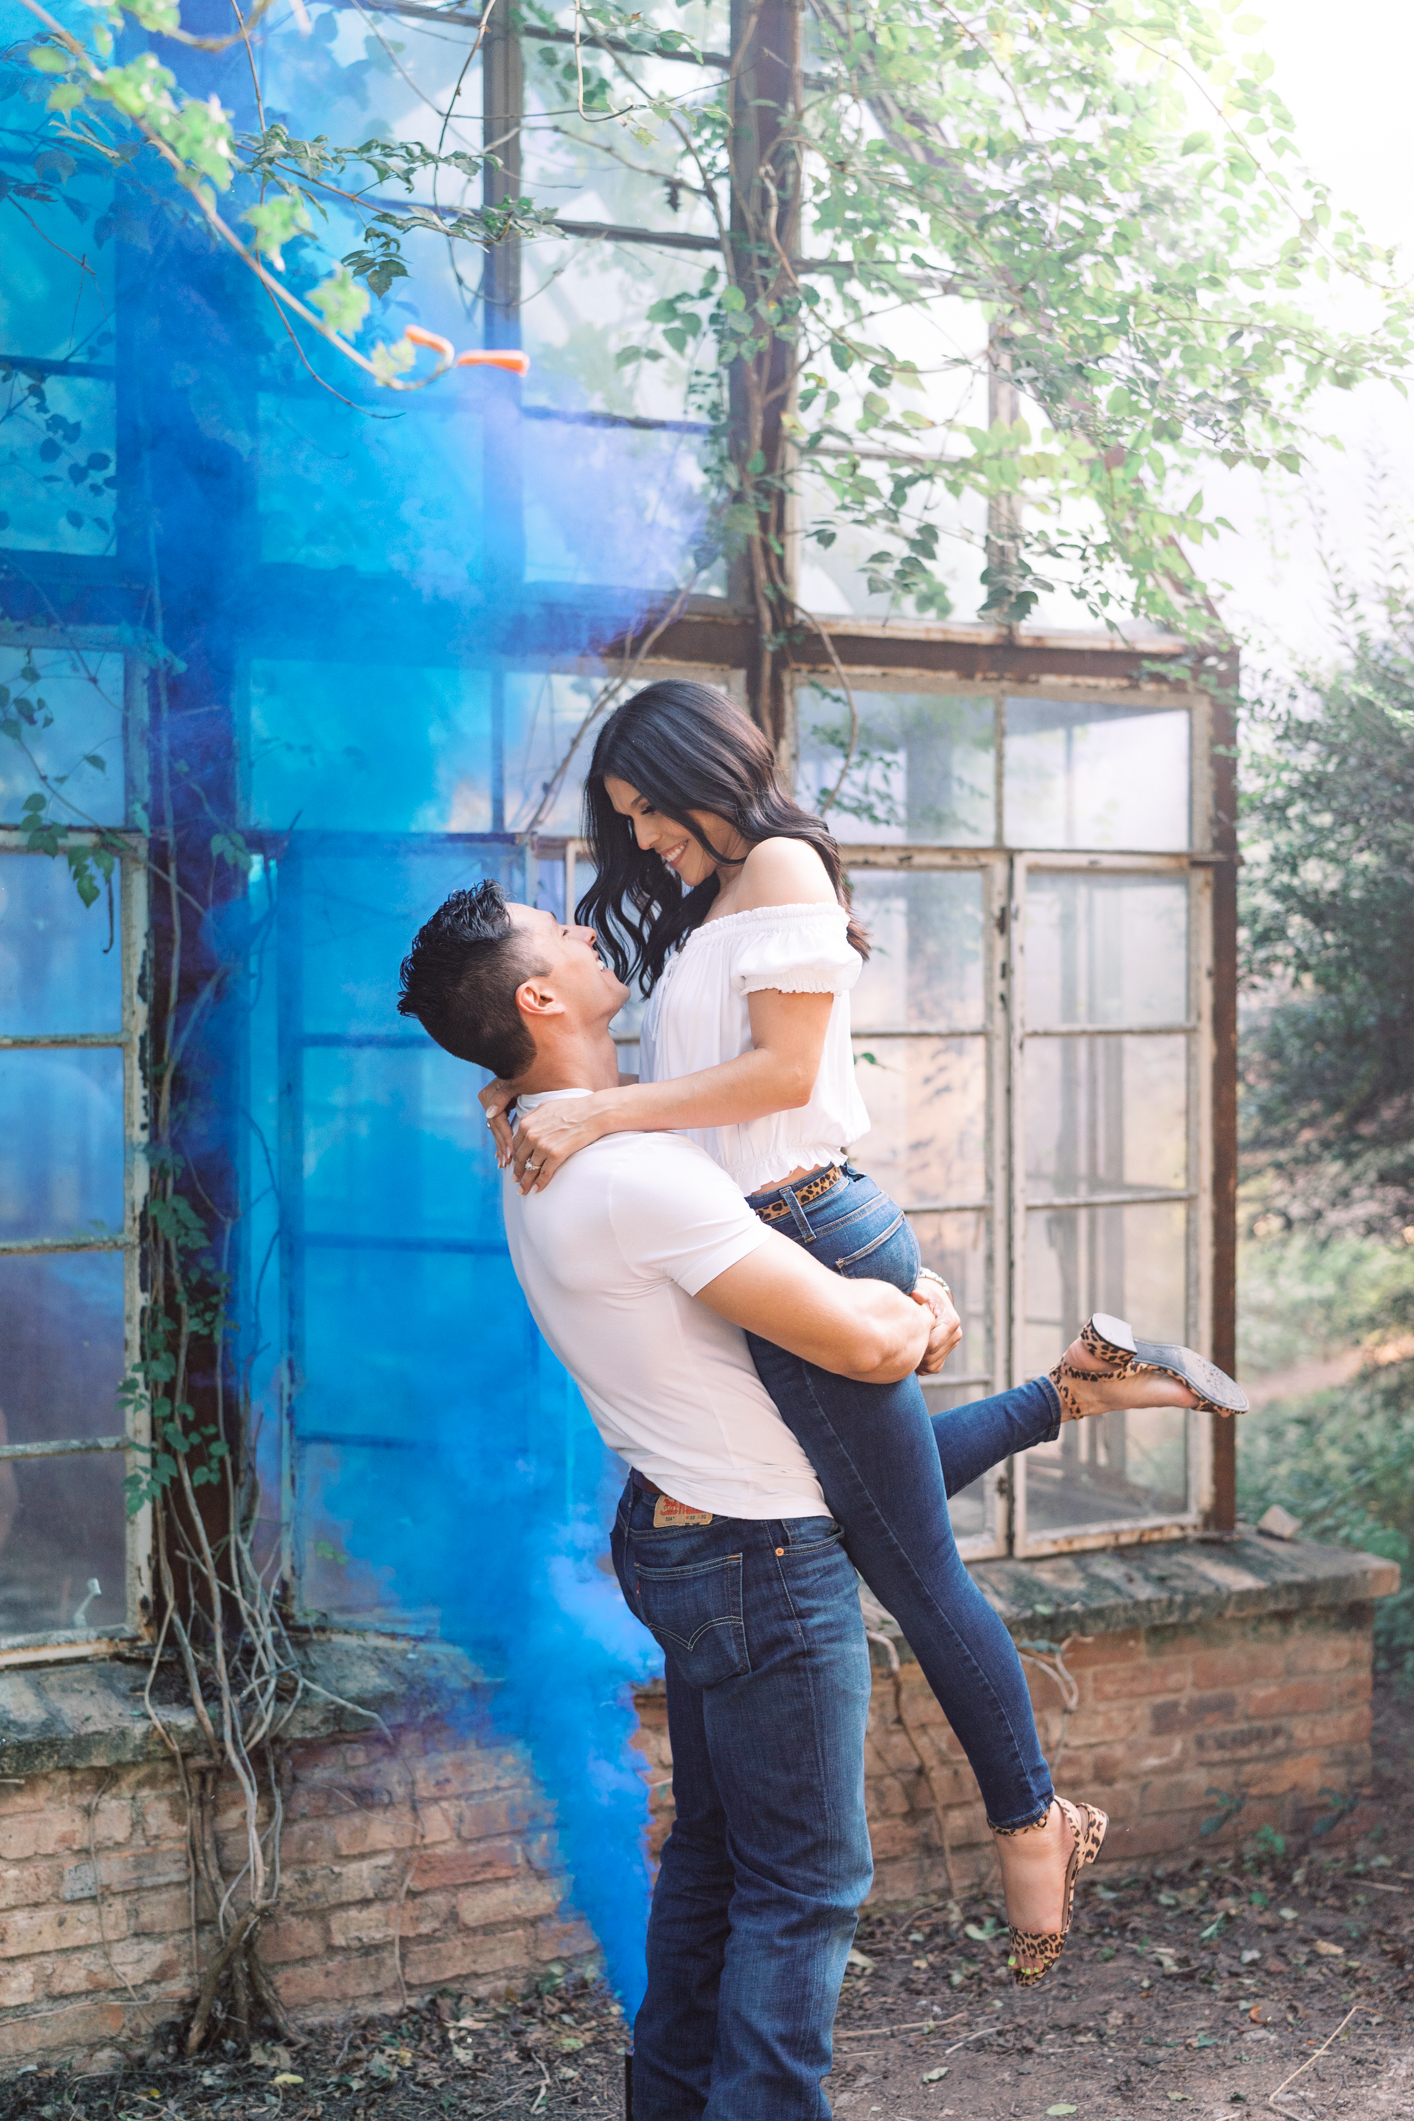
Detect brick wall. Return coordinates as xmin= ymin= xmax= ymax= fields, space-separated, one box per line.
xmin=0 ymin=1716 xmax=595 ymax=2074
xmin=0 ymin=1537 xmax=1396 ymax=2073
xmin=630 ymin=1597 xmax=1379 ymax=1910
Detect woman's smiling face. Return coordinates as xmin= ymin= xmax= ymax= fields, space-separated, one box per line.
xmin=602 ymin=775 xmax=748 ymax=890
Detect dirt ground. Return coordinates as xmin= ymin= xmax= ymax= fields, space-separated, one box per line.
xmin=7 ymin=1682 xmax=1413 ymax=2121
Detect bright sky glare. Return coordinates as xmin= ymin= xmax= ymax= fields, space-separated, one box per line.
xmin=1208 ymin=0 xmax=1414 ymax=676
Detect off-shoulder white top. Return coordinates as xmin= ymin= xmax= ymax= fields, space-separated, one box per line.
xmin=637 ymin=901 xmax=872 ymax=1195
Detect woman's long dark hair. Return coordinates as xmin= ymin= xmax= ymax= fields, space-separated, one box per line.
xmin=577 ymin=679 xmax=869 ymax=993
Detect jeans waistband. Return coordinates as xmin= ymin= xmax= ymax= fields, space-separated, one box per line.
xmin=747 ymin=1162 xmax=847 ymax=1224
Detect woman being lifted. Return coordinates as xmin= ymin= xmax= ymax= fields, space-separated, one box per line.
xmin=484 ymin=679 xmax=1246 ymax=1983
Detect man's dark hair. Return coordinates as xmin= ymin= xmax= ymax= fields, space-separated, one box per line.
xmin=397 ymin=881 xmax=544 ymax=1080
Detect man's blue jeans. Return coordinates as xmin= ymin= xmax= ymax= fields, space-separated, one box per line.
xmin=612 ymin=1478 xmax=873 ymax=2121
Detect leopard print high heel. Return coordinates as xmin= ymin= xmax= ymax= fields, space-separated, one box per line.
xmin=996 ymin=1796 xmax=1109 ymax=1986
xmin=1049 ymin=1312 xmax=1248 ymax=1422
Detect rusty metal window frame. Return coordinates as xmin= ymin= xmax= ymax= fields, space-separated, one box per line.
xmin=0 ymin=640 xmax=152 ymax=1665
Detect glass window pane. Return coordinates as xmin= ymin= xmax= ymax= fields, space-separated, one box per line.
xmin=0 ymin=1452 xmax=127 ymax=1643
xmin=907 ymin=1210 xmax=997 ymax=1546
xmin=799 ymin=690 xmax=995 ymax=845
xmin=1026 ymin=1034 xmax=1188 ymax=1203
xmin=850 ymin=1036 xmax=986 ymax=1207
xmin=0 ymin=1253 xmax=126 ymax=1443
xmin=1005 ymin=699 xmax=1190 ymax=851
xmin=0 ymin=1050 xmax=124 ymax=1242
xmin=0 ymin=852 xmax=124 ymax=1035
xmin=0 ymin=648 xmax=126 ymax=827
xmin=849 ymin=870 xmax=986 ymax=1032
xmin=288 ymin=844 xmax=523 ymax=1037
xmin=1025 ymin=873 xmax=1188 ymax=1028
xmin=1024 ymin=1200 xmax=1188 ymax=1373
xmin=1021 ymin=1405 xmax=1190 ymax=1538
xmin=1017 ymin=1204 xmax=1195 ymax=1535
xmin=247 ymin=664 xmax=603 ymax=839
xmin=302 ymin=1046 xmax=500 ymax=1247
xmin=1022 ymin=1200 xmax=1190 ymax=1530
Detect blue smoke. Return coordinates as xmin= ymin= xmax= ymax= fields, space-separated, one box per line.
xmin=1 ymin=0 xmax=713 ymax=2007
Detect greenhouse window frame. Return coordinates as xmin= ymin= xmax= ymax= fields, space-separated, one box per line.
xmin=0 ymin=818 xmax=153 ymax=1666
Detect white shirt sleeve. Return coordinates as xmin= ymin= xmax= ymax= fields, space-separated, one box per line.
xmin=729 ymin=903 xmax=862 ymax=997
xmin=605 ymin=1136 xmax=772 ymax=1297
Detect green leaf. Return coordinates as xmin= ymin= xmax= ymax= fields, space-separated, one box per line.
xmin=244 ymin=192 xmax=311 ymax=271
xmin=28 ymin=45 xmax=72 ymax=74
xmin=309 ymin=267 xmax=370 ymax=339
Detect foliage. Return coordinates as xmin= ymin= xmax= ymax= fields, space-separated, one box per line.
xmin=1241 ymin=588 xmax=1414 ymax=1237
xmin=7 ymin=0 xmax=1414 ymax=634
xmin=1236 ymin=1229 xmax=1414 ymax=1380
xmin=1238 ymin=1227 xmax=1414 ymax=1688
xmin=1238 ymin=1355 xmax=1414 ymax=1689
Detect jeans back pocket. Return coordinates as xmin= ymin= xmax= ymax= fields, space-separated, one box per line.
xmin=632 ymin=1552 xmax=750 ymax=1687
xmin=834 ymin=1209 xmax=921 ymax=1292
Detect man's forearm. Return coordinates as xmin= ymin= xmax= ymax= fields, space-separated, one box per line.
xmin=831 ymin=1280 xmax=932 ymax=1384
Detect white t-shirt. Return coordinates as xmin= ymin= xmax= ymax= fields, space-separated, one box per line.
xmin=637 ymin=901 xmax=872 ymax=1195
xmin=502 ymin=1089 xmax=828 ymax=1520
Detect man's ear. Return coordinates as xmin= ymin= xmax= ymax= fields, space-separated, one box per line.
xmin=514 ymin=976 xmax=566 ymax=1023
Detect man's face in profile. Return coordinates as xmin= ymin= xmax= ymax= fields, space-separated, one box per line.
xmin=506 ymin=902 xmax=629 ymax=1028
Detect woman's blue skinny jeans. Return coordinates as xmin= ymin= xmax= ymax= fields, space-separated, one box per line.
xmin=744 ymin=1164 xmax=1062 ymax=1831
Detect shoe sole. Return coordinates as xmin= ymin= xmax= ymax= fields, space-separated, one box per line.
xmin=1089 ymin=1313 xmax=1249 ymax=1415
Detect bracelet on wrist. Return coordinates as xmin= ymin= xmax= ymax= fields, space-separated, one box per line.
xmin=915 ymin=1266 xmax=953 ymax=1301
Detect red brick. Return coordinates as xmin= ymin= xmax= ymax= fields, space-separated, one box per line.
xmin=258 ymin=1912 xmax=329 ymax=1967
xmin=447 ymin=1795 xmax=541 ymax=1844
xmin=137 ymin=1793 xmax=188 ymax=1842
xmin=457 ymin=1875 xmax=560 ymax=1930
xmin=864 ymin=1816 xmax=931 ymax=1861
xmin=1065 ymin=1628 xmax=1148 ymax=1668
xmin=1289 ymin=1708 xmax=1371 ymax=1750
xmin=0 ymin=1777 xmax=49 ymax=1817
xmin=1149 ymin=1690 xmax=1239 ymax=1735
xmin=1241 ymin=1751 xmax=1330 ymax=1800
xmin=125 ymin=1885 xmax=196 ymax=1939
xmin=271 ymin=1948 xmax=393 ymax=2011
xmin=402 ymin=1928 xmax=532 ymax=1987
xmin=1286 ymin=1633 xmax=1360 ymax=1676
xmin=0 ymin=1812 xmax=86 ymax=1863
xmin=280 ymin=1852 xmax=406 ymax=1912
xmin=866 ymin=1777 xmax=912 ymax=1821
xmin=87 ymin=1848 xmax=191 ymax=1897
xmin=534 ymin=1916 xmax=596 ymax=1960
xmin=1245 ymin=1679 xmax=1338 ymax=1719
xmin=329 ymin=1892 xmax=455 ymax=1951
xmin=1092 ymin=1659 xmax=1190 ymax=1703
xmin=105 ymin=1935 xmax=189 ymax=1988
xmin=279 ymin=1811 xmax=419 ymax=1865
xmin=409 ymin=1841 xmax=521 ymax=1893
xmin=1193 ymin=1722 xmax=1291 ymax=1760
xmin=88 ymin=1802 xmax=136 ymax=1851
xmin=0 ymin=1858 xmax=67 ymax=1912
xmin=0 ymin=1956 xmax=48 ymax=2009
xmin=0 ymin=2000 xmax=128 ymax=2061
xmin=0 ymin=1901 xmax=112 ymax=1959
xmin=1188 ymin=1643 xmax=1285 ymax=1689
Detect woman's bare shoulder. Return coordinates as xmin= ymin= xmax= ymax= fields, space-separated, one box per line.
xmin=733 ymin=837 xmax=837 ymax=913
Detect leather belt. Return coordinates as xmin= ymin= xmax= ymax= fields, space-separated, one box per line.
xmin=752 ymin=1163 xmax=845 ymax=1224
xmin=632 ymin=1470 xmax=664 ymax=1497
